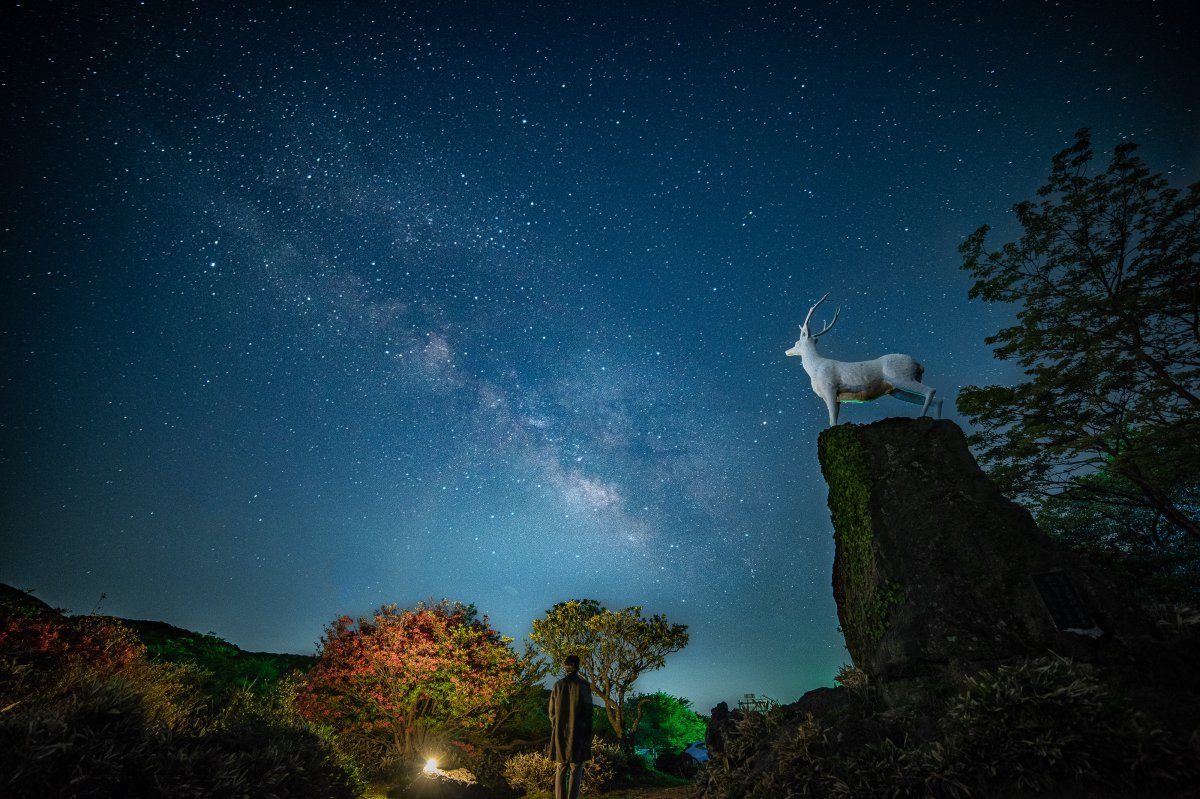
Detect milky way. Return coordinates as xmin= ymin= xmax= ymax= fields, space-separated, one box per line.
xmin=3 ymin=0 xmax=1196 ymax=711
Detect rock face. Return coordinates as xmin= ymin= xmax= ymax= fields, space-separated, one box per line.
xmin=693 ymin=420 xmax=1197 ymax=797
xmin=817 ymin=417 xmax=1149 ymax=683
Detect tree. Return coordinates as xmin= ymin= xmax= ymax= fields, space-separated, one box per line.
xmin=958 ymin=128 xmax=1200 ymax=551
xmin=1038 ymin=473 xmax=1200 ymax=602
xmin=295 ymin=600 xmax=533 ymax=766
xmin=626 ymin=691 xmax=708 ymax=757
xmin=529 ymin=599 xmax=689 ymax=749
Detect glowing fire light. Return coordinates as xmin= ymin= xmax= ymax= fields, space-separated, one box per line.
xmin=423 ymin=758 xmax=438 ymax=774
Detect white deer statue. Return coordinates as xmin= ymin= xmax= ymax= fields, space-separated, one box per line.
xmin=786 ymin=293 xmax=942 ymax=426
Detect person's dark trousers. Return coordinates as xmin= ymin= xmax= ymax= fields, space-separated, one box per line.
xmin=555 ymin=761 xmax=584 ymax=799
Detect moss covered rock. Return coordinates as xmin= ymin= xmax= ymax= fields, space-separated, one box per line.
xmin=817 ymin=418 xmax=1150 ymax=684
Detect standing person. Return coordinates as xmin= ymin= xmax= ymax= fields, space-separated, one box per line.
xmin=548 ymin=654 xmax=593 ymax=799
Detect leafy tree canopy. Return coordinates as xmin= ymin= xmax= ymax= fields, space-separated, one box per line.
xmin=627 ymin=691 xmax=708 ymax=756
xmin=296 ymin=600 xmax=537 ymax=765
xmin=529 ymin=598 xmax=688 ymax=748
xmin=958 ymin=128 xmax=1200 ymax=551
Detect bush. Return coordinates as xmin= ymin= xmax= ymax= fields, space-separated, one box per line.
xmin=0 ymin=676 xmax=363 ymax=799
xmin=940 ymin=655 xmax=1194 ymax=793
xmin=0 ymin=603 xmax=146 ymax=711
xmin=0 ymin=678 xmax=161 ymax=797
xmin=502 ymin=737 xmax=615 ymax=795
xmin=2 ymin=652 xmax=362 ymax=796
xmin=693 ymin=656 xmax=1199 ymax=799
xmin=141 ymin=628 xmax=312 ymax=705
xmin=159 ymin=720 xmax=364 ymax=798
xmin=501 ymin=751 xmax=555 ymax=795
xmin=599 ymin=739 xmax=651 ymax=787
xmin=454 ymin=741 xmax=515 ymax=793
xmin=0 ymin=596 xmax=362 ymax=797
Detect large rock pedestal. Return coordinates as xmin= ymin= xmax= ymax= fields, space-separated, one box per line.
xmin=817 ymin=418 xmax=1148 ymax=683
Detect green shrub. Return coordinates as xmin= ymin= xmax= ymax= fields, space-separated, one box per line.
xmin=144 ymin=629 xmax=311 ymax=703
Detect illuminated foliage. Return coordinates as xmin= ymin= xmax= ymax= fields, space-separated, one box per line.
xmin=529 ymin=599 xmax=688 ymax=749
xmin=958 ymin=128 xmax=1200 ymax=547
xmin=0 ymin=592 xmax=360 ymax=794
xmin=627 ymin=691 xmax=707 ymax=757
xmin=501 ymin=736 xmax=618 ymax=794
xmin=295 ymin=600 xmax=528 ymax=765
xmin=0 ymin=671 xmax=362 ymax=799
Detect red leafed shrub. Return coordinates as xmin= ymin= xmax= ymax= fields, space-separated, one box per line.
xmin=0 ymin=595 xmax=362 ymax=797
xmin=295 ymin=600 xmax=526 ymax=770
xmin=1 ymin=606 xmax=142 ymax=666
xmin=1 ymin=602 xmax=146 ymax=708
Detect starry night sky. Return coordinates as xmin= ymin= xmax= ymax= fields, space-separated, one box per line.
xmin=3 ymin=1 xmax=1197 ymax=713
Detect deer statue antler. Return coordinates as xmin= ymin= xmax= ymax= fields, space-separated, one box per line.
xmin=801 ymin=295 xmax=840 ymax=338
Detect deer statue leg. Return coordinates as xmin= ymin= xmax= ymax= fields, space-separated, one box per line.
xmin=816 ymin=387 xmax=840 ymax=426
xmin=889 ymin=378 xmax=941 ymax=419
xmin=919 ymin=390 xmax=937 ymax=418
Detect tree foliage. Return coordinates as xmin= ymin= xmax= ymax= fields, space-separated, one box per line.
xmin=958 ymin=128 xmax=1200 ymax=558
xmin=1038 ymin=476 xmax=1200 ymax=602
xmin=627 ymin=691 xmax=708 ymax=756
xmin=529 ymin=599 xmax=689 ymax=748
xmin=295 ymin=600 xmax=532 ymax=767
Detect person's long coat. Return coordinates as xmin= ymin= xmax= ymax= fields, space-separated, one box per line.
xmin=548 ymin=671 xmax=593 ymax=764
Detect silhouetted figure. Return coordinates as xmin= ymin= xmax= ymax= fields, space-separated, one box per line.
xmin=548 ymin=654 xmax=592 ymax=799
